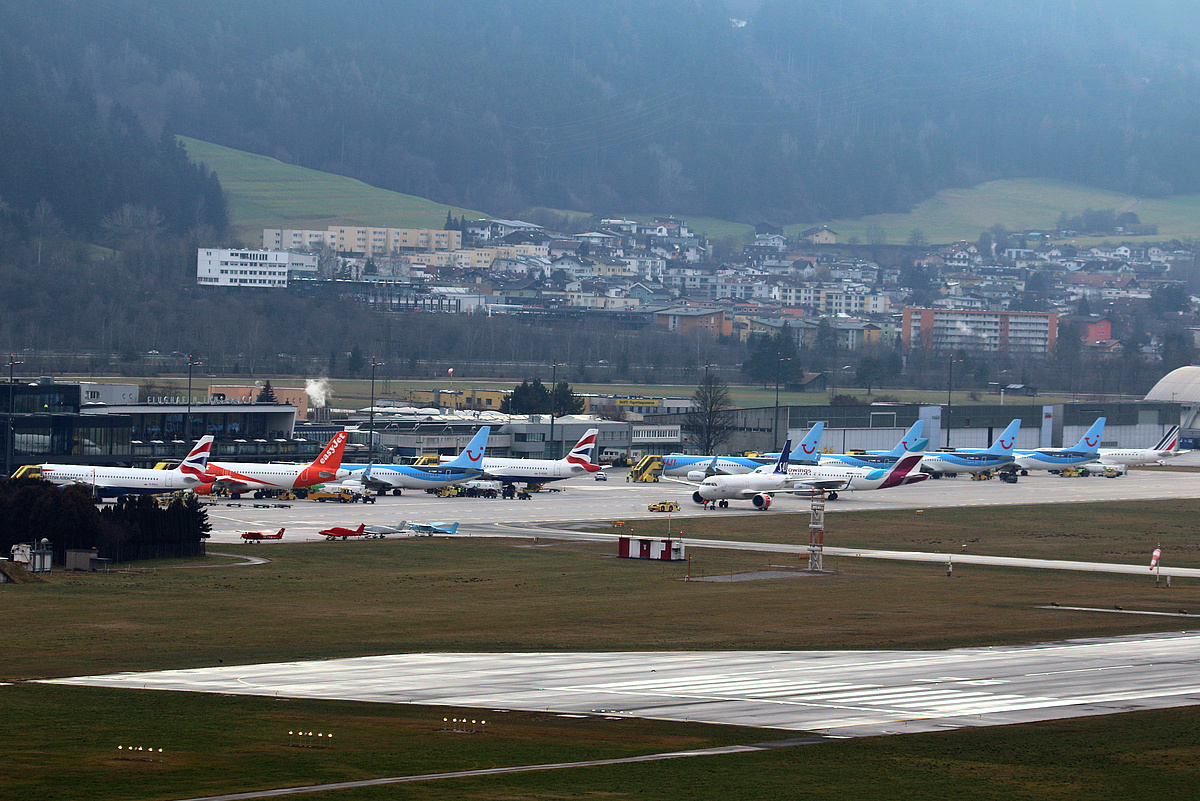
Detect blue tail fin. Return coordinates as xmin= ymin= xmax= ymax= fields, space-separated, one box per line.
xmin=444 ymin=426 xmax=490 ymax=470
xmin=880 ymin=420 xmax=925 ymax=458
xmin=1071 ymin=417 xmax=1106 ymax=454
xmin=772 ymin=440 xmax=792 ymax=474
xmin=981 ymin=419 xmax=1021 ymax=456
xmin=789 ymin=422 xmax=825 ymax=463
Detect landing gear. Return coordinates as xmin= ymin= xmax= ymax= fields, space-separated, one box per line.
xmin=827 ymin=491 xmax=839 ymax=500
xmin=392 ymin=488 xmax=403 ymax=496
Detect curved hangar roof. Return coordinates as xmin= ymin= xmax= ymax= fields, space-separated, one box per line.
xmin=1145 ymin=366 xmax=1200 ymax=402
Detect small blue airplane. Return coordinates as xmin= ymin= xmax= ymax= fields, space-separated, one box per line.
xmin=408 ymin=521 xmax=459 ymax=535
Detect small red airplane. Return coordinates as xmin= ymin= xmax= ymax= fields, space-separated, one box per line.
xmin=240 ymin=527 xmax=285 ymax=543
xmin=319 ymin=523 xmax=382 ymax=540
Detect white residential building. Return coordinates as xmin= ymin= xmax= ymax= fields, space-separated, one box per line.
xmin=196 ymin=249 xmax=318 ymax=287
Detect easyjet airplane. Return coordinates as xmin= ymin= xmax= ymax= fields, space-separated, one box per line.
xmin=205 ymin=431 xmax=350 ymax=497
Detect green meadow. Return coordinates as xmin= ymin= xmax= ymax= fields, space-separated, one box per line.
xmin=180 ymin=135 xmax=1200 ymax=246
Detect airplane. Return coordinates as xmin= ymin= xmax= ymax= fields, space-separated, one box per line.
xmin=1085 ymin=426 xmax=1182 ymax=470
xmin=364 ymin=521 xmax=408 ymax=536
xmin=468 ymin=429 xmax=603 ymax=487
xmin=660 ymin=423 xmax=825 ymax=480
xmin=205 ymin=431 xmax=350 ymax=498
xmin=669 ymin=437 xmax=930 ymax=508
xmin=408 ymin=521 xmax=459 ymax=535
xmin=40 ymin=436 xmax=215 ymax=498
xmin=1012 ymin=417 xmax=1106 ymax=474
xmin=808 ymin=420 xmax=926 ymax=470
xmin=240 ymin=527 xmax=284 ymax=543
xmin=341 ymin=427 xmax=489 ymax=495
xmin=319 ymin=523 xmax=386 ymax=540
xmin=918 ymin=419 xmax=1021 ymax=476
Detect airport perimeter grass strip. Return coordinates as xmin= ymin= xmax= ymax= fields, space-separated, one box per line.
xmin=5 ymin=683 xmax=1200 ymax=801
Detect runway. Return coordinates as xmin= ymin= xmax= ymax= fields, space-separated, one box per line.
xmin=45 ymin=631 xmax=1200 ymax=738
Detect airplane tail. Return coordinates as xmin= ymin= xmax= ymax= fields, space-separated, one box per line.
xmin=298 ymin=431 xmax=349 ymax=486
xmin=981 ymin=419 xmax=1021 ymax=456
xmin=772 ymin=440 xmax=792 ymax=475
xmin=789 ymin=422 xmax=825 ymax=463
xmin=444 ymin=426 xmax=490 ymax=470
xmin=1071 ymin=417 xmax=1106 ymax=454
xmin=564 ymin=428 xmax=601 ymax=472
xmin=1154 ymin=426 xmax=1181 ymax=453
xmin=879 ymin=420 xmax=925 ymax=458
xmin=444 ymin=522 xmax=458 ymax=535
xmin=177 ymin=435 xmax=215 ymax=479
xmin=879 ymin=437 xmax=930 ymax=488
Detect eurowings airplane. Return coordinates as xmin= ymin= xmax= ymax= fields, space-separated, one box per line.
xmin=1090 ymin=426 xmax=1182 ymax=468
xmin=474 ymin=428 xmax=603 ymax=486
xmin=205 ymin=431 xmax=349 ymax=497
xmin=670 ymin=436 xmax=929 ymax=508
xmin=40 ymin=436 xmax=214 ymax=498
xmin=660 ymin=423 xmax=825 ymax=480
xmin=341 ymin=427 xmax=489 ymax=494
xmin=1012 ymin=417 xmax=1106 ymax=473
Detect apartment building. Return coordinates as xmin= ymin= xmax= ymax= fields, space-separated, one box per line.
xmin=262 ymin=226 xmax=462 ymax=257
xmin=902 ymin=308 xmax=1058 ymax=354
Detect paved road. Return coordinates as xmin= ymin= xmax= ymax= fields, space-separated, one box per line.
xmin=45 ymin=631 xmax=1200 ymax=739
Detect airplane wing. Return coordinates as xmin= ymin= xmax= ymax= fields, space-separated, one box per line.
xmin=660 ymin=476 xmax=703 ymax=488
xmin=210 ymin=475 xmax=269 ymax=494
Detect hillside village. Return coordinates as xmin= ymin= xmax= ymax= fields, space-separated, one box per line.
xmin=198 ymin=215 xmax=1199 ymax=371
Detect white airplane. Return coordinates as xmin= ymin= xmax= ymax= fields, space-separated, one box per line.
xmin=671 ymin=437 xmax=930 ymax=509
xmin=1083 ymin=426 xmax=1182 ymax=472
xmin=470 ymin=429 xmax=603 ymax=487
xmin=205 ymin=431 xmax=350 ymax=497
xmin=341 ymin=427 xmax=489 ymax=494
xmin=918 ymin=419 xmax=1021 ymax=476
xmin=40 ymin=436 xmax=215 ymax=498
xmin=1012 ymin=417 xmax=1106 ymax=474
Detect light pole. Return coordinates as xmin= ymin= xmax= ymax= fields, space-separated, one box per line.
xmin=701 ymin=363 xmax=717 ymax=453
xmin=946 ymin=355 xmax=963 ymax=447
xmin=5 ymin=354 xmax=24 ymax=478
xmin=185 ymin=355 xmax=201 ymax=441
xmin=773 ymin=355 xmax=792 ymax=452
xmin=549 ymin=362 xmax=562 ymax=459
xmin=370 ymin=358 xmax=384 ymax=463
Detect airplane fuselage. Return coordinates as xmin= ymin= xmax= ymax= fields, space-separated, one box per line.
xmin=342 ymin=464 xmax=478 ymax=490
xmin=39 ymin=465 xmax=203 ymax=497
xmin=206 ymin=461 xmax=349 ymax=492
xmin=479 ymin=457 xmax=588 ymax=485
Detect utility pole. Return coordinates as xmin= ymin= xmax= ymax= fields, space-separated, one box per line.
xmin=549 ymin=362 xmax=562 ymax=459
xmin=186 ymin=355 xmax=201 ymax=441
xmin=5 ymin=354 xmax=23 ymax=478
xmin=773 ymin=354 xmax=791 ymax=452
xmin=370 ymin=358 xmax=384 ymax=463
xmin=702 ymin=363 xmax=717 ymax=453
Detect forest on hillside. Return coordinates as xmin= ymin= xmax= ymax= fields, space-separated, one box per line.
xmin=3 ymin=1 xmax=1200 ymax=227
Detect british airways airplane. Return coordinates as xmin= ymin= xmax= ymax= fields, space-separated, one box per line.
xmin=1012 ymin=417 xmax=1106 ymax=473
xmin=41 ymin=436 xmax=214 ymax=497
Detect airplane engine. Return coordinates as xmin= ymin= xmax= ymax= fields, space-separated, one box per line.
xmin=752 ymin=493 xmax=772 ymax=509
xmin=692 ymin=491 xmax=707 ymax=505
xmin=687 ymin=470 xmax=707 ymax=482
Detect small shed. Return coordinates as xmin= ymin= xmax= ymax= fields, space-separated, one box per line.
xmin=618 ymin=537 xmax=685 ymax=561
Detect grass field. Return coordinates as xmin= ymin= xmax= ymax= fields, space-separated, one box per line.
xmin=179 ymin=137 xmax=486 ymax=245
xmin=179 ymin=135 xmax=1200 ymax=246
xmin=5 ymin=501 xmax=1199 ymax=799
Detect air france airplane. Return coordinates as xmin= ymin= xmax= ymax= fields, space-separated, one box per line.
xmin=40 ymin=436 xmax=214 ymax=498
xmin=1083 ymin=426 xmax=1182 ymax=472
xmin=1013 ymin=417 xmax=1106 ymax=473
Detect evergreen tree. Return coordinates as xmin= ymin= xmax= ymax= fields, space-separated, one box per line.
xmin=255 ymin=381 xmax=278 ymax=403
